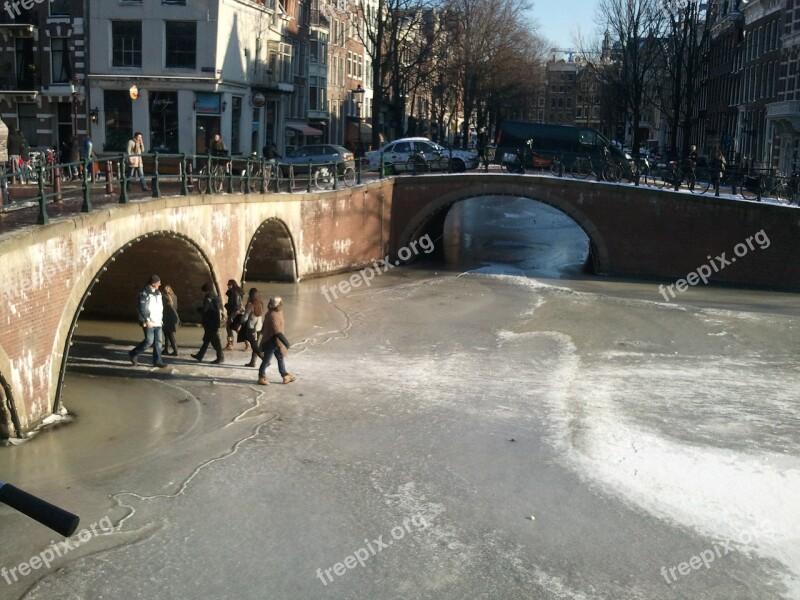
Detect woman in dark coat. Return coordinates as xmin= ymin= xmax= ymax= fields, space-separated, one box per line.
xmin=162 ymin=284 xmax=180 ymax=355
xmin=224 ymin=279 xmax=245 ymax=351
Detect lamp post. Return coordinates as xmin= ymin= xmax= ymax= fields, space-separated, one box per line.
xmin=70 ymin=79 xmax=81 ymax=137
xmin=352 ymin=84 xmax=364 ymax=119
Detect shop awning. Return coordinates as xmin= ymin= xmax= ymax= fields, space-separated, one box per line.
xmin=286 ymin=123 xmax=323 ymax=136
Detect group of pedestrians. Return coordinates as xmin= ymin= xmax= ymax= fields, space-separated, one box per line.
xmin=129 ymin=275 xmax=296 ymax=385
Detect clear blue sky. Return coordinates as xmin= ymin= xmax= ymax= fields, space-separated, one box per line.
xmin=532 ymin=0 xmax=602 ymax=49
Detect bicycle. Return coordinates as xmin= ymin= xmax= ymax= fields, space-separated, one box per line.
xmin=406 ymin=149 xmax=449 ymax=175
xmin=739 ymin=170 xmax=791 ymax=203
xmin=240 ymin=153 xmax=267 ymax=193
xmin=653 ymin=160 xmax=711 ymax=194
xmin=198 ymin=156 xmax=228 ymax=194
xmin=501 ymin=139 xmax=533 ymax=174
xmin=570 ymin=149 xmax=623 ymax=182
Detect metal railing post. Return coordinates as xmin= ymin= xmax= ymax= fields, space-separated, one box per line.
xmin=357 ymin=158 xmax=362 ymax=185
xmin=53 ymin=164 xmax=63 ymax=202
xmin=81 ymin=157 xmax=92 ymax=212
xmin=260 ymin=159 xmax=268 ymax=194
xmin=36 ymin=162 xmax=49 ymax=224
xmin=151 ymin=152 xmax=161 ymax=198
xmin=180 ymin=153 xmax=189 ymax=196
xmin=244 ymin=156 xmax=251 ymax=194
xmin=105 ymin=161 xmax=113 ymax=195
xmin=119 ymin=155 xmax=129 ymax=203
xmin=332 ymin=161 xmax=338 ymax=190
xmin=307 ymin=161 xmax=312 ymax=193
xmin=226 ymin=157 xmax=234 ymax=194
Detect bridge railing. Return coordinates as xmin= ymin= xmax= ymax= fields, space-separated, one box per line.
xmin=0 ymin=152 xmax=372 ymax=227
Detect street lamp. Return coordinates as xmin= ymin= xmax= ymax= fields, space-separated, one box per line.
xmin=70 ymin=79 xmax=81 ymax=137
xmin=352 ymin=84 xmax=365 ymax=118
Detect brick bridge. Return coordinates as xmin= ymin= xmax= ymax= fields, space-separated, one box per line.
xmin=1 ymin=173 xmax=798 ymax=438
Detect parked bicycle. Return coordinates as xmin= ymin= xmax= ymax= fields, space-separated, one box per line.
xmin=312 ymin=163 xmax=357 ymax=190
xmin=198 ymin=157 xmax=228 ymax=194
xmin=739 ymin=170 xmax=792 ymax=204
xmin=501 ymin=139 xmax=533 ymax=174
xmin=653 ymin=160 xmax=711 ymax=194
xmin=570 ymin=147 xmax=623 ymax=182
xmin=406 ymin=147 xmax=450 ymax=174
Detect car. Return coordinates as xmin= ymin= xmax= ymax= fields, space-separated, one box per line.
xmin=365 ymin=137 xmax=479 ymax=174
xmin=279 ymin=144 xmax=355 ymax=177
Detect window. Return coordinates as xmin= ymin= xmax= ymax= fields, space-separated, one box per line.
xmin=112 ymin=21 xmax=142 ymax=67
xmin=538 ymin=97 xmax=544 ymax=107
xmin=165 ymin=22 xmax=196 ymax=69
xmin=309 ymin=76 xmax=326 ymax=110
xmin=17 ymin=103 xmax=38 ymax=146
xmin=149 ymin=91 xmax=179 ymax=152
xmin=50 ymin=38 xmax=71 ymax=83
xmin=347 ymin=51 xmax=352 ymax=76
xmin=104 ymin=91 xmax=132 ymax=151
xmin=49 ymin=0 xmax=70 ymax=16
xmin=163 ymin=0 xmax=186 ymax=4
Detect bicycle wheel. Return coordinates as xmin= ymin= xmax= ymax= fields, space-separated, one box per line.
xmin=570 ymin=158 xmax=591 ymax=179
xmin=313 ymin=167 xmax=334 ymax=190
xmin=438 ymin=155 xmax=451 ymax=173
xmin=549 ymin=161 xmax=563 ymax=177
xmin=602 ymin=163 xmax=622 ymax=182
xmin=197 ymin=167 xmax=208 ymax=194
xmin=655 ymin=167 xmax=674 ymax=189
xmin=773 ymin=183 xmax=791 ymax=204
xmin=212 ymin=164 xmax=226 ymax=193
xmin=690 ymin=168 xmax=712 ymax=194
xmin=342 ymin=166 xmax=356 ymax=187
xmin=407 ymin=155 xmax=426 ymax=175
xmin=740 ymin=176 xmax=759 ymax=201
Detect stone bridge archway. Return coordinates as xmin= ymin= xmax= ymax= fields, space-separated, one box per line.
xmin=398 ymin=187 xmax=606 ymax=273
xmin=242 ymin=218 xmax=299 ymax=283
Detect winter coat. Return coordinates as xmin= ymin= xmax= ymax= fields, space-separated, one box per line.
xmin=69 ymin=139 xmax=80 ymax=163
xmin=137 ymin=285 xmax=164 ymax=327
xmin=162 ymin=293 xmax=180 ymax=334
xmin=127 ymin=137 xmax=144 ymax=167
xmin=198 ymin=293 xmax=222 ymax=330
xmin=260 ymin=309 xmax=288 ymax=357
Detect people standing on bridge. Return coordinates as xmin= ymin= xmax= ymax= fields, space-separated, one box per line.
xmin=192 ymin=283 xmax=224 ymax=364
xmin=224 ymin=279 xmax=245 ymax=351
xmin=685 ymin=144 xmax=698 ymax=191
xmin=129 ymin=274 xmax=167 ymax=368
xmin=263 ymin=141 xmax=280 ymax=160
xmin=127 ymin=132 xmax=149 ymax=191
xmin=162 ymin=284 xmax=180 ymax=356
xmin=241 ymin=288 xmax=265 ymax=368
xmin=69 ymin=135 xmax=81 ymax=180
xmin=257 ymin=297 xmax=296 ymax=386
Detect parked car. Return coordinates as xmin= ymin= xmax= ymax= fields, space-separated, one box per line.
xmin=280 ymin=144 xmax=355 ymax=177
xmin=365 ymin=137 xmax=479 ymax=174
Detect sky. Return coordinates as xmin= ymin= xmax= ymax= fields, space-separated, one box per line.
xmin=532 ymin=0 xmax=601 ymax=50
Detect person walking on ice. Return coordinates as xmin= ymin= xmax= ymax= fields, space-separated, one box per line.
xmin=257 ymin=297 xmax=296 ymax=385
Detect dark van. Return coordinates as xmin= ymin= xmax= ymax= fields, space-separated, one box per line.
xmin=495 ymin=121 xmax=632 ymax=175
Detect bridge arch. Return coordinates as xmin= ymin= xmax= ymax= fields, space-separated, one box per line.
xmin=394 ymin=180 xmax=610 ymax=274
xmin=242 ymin=218 xmax=299 ymax=283
xmin=54 ymin=231 xmax=221 ymax=413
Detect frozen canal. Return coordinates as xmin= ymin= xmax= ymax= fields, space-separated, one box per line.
xmin=1 ymin=196 xmax=798 ymax=599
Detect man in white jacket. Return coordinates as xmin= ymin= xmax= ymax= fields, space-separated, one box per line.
xmin=129 ymin=274 xmax=166 ymax=368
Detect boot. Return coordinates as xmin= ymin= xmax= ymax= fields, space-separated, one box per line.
xmin=225 ymin=342 xmax=233 ymax=351
xmin=282 ymin=374 xmax=296 ymax=384
xmin=245 ymin=358 xmax=256 ymax=368
xmin=257 ymin=377 xmax=269 ymax=385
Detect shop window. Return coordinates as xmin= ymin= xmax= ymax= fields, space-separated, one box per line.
xmin=149 ymin=92 xmax=179 ymax=153
xmin=104 ymin=90 xmax=133 ymax=151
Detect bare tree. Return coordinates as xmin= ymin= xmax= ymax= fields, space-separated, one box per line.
xmin=581 ymin=0 xmax=666 ymax=157
xmin=658 ymin=0 xmax=714 ymax=156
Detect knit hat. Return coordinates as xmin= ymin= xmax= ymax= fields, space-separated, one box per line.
xmin=268 ymin=296 xmax=282 ymax=309
xmin=149 ymin=274 xmax=161 ymax=284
